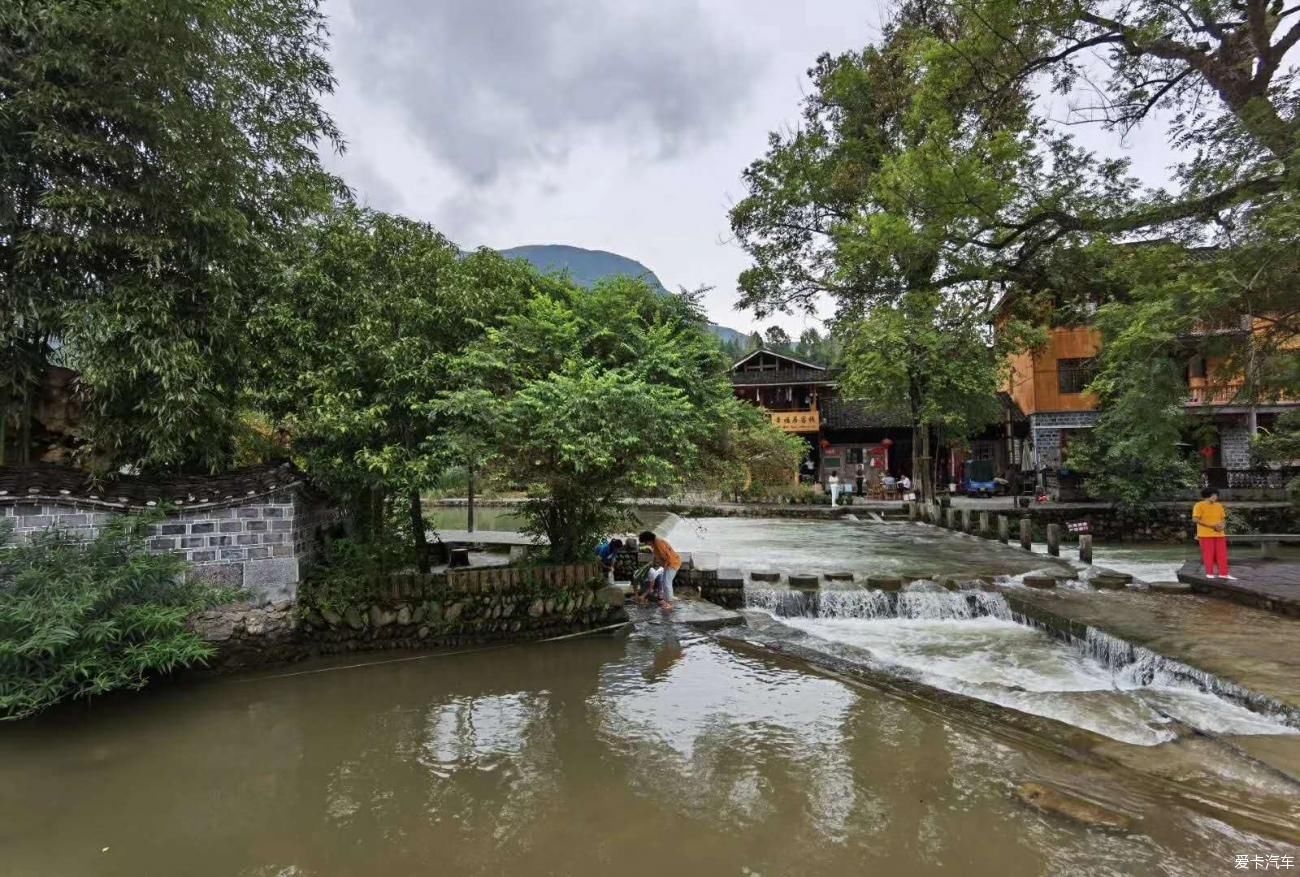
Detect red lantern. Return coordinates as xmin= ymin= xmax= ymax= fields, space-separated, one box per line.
xmin=820 ymin=439 xmax=832 ymax=450
xmin=881 ymin=437 xmax=894 ymax=448
xmin=1199 ymin=446 xmax=1216 ymax=459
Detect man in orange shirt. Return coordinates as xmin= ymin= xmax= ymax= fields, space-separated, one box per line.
xmin=1192 ymin=488 xmax=1235 ymax=580
xmin=638 ymin=530 xmax=681 ymax=609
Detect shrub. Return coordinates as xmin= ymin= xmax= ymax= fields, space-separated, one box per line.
xmin=0 ymin=514 xmax=238 ymax=721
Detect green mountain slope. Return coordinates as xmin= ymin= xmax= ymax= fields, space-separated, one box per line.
xmin=500 ymin=244 xmax=746 ymax=344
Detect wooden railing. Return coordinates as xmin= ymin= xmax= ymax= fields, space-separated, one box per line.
xmin=1186 ymin=380 xmax=1244 ymax=406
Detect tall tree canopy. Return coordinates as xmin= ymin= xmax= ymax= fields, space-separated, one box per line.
xmin=731 ymin=5 xmax=1037 ymax=497
xmin=732 ymin=0 xmax=1300 ymax=502
xmin=251 ymin=207 xmax=541 ymax=568
xmin=1 ymin=0 xmax=342 ymax=470
xmin=447 ymin=278 xmax=787 ymax=561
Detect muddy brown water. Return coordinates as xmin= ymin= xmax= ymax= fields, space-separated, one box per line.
xmin=1 ymin=624 xmax=1295 ymax=877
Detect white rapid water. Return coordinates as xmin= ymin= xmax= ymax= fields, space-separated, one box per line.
xmin=745 ymin=589 xmax=1297 ymax=746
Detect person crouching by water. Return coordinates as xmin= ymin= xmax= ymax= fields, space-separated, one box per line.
xmin=595 ymin=537 xmax=624 ymax=583
xmin=1192 ymin=487 xmax=1235 ymax=580
xmin=638 ymin=530 xmax=681 ymax=610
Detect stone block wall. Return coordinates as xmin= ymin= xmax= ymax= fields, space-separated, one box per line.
xmin=195 ymin=561 xmax=627 ymax=668
xmin=1218 ymin=423 xmax=1254 ymax=470
xmin=0 ymin=464 xmax=338 ymax=603
xmin=1029 ymin=411 xmax=1100 ymax=470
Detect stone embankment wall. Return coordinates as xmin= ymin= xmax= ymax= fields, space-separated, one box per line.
xmin=195 ymin=561 xmax=628 ymax=669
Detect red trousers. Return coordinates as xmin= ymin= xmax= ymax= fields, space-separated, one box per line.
xmin=1199 ymin=537 xmax=1229 ymax=576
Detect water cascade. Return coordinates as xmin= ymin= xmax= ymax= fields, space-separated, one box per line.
xmin=744 ymin=589 xmax=1012 ymax=621
xmin=743 ymin=588 xmax=1300 ymax=737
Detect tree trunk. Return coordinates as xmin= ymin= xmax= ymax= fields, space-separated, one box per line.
xmin=410 ymin=488 xmax=430 ymax=574
xmin=467 ymin=465 xmax=476 ymax=533
xmin=919 ymin=424 xmax=934 ymax=502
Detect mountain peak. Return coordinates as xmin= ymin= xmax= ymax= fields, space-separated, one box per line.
xmin=498 ymin=244 xmax=745 ymax=343
xmin=499 ymin=245 xmax=667 ymax=293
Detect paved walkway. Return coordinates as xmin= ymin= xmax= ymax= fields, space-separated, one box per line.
xmin=430 ymin=529 xmax=545 ymax=546
xmin=1177 ymin=560 xmax=1300 ymax=616
xmin=626 ymin=598 xmax=743 ymax=630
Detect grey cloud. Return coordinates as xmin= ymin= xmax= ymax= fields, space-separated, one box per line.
xmin=333 ymin=0 xmax=760 ymax=185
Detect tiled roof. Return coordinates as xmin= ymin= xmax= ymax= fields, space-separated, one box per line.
xmin=820 ymin=398 xmax=911 ymax=430
xmin=0 ymin=462 xmax=306 ymax=510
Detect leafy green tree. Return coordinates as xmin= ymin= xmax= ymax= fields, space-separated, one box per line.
xmin=252 ymin=207 xmax=540 ymax=569
xmin=0 ymin=513 xmax=235 ymax=720
xmin=1 ymin=0 xmax=342 ymax=470
xmin=733 ymin=0 xmax=1300 ymax=504
xmin=1254 ymin=410 xmax=1300 ymax=504
xmin=839 ymin=292 xmax=1015 ymax=499
xmin=731 ymin=9 xmax=1033 ymax=499
xmin=702 ymin=403 xmax=808 ymax=498
xmin=447 ymin=278 xmax=761 ymax=560
xmin=764 ymin=326 xmax=792 ymax=349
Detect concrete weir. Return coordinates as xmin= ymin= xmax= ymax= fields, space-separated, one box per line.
xmin=734 ymin=585 xmax=1300 ymax=745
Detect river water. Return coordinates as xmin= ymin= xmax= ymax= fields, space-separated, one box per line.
xmin=665 ymin=517 xmax=1062 ymax=578
xmin=3 ymin=514 xmax=1297 ymax=873
xmin=1 ymin=624 xmax=1293 ymax=876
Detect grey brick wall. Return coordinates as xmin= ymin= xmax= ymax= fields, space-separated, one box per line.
xmin=1029 ymin=411 xmax=1100 ymax=469
xmin=0 ymin=488 xmax=336 ymax=603
xmin=1218 ymin=422 xmax=1253 ymax=469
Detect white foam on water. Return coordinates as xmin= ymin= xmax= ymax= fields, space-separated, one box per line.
xmin=746 ymin=589 xmax=1297 ymax=746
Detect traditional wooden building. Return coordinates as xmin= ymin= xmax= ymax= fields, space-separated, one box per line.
xmin=729 ymin=349 xmax=912 ymax=488
xmin=998 ymin=302 xmax=1298 ymax=497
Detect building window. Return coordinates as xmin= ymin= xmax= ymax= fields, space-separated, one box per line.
xmin=1057 ymin=358 xmax=1097 ymax=395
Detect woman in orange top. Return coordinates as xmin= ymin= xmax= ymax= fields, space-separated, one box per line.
xmin=1192 ymin=488 xmax=1234 ymax=580
xmin=638 ymin=530 xmax=681 ymax=609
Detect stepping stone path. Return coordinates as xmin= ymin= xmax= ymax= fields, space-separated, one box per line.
xmin=788 ymin=574 xmax=820 ymax=590
xmin=1091 ymin=573 xmax=1133 ymax=590
xmin=865 ymin=575 xmax=903 ymax=591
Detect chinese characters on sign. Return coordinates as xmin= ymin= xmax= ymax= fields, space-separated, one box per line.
xmin=1235 ymin=854 xmax=1296 ymax=870
xmin=769 ymin=409 xmax=820 ymax=433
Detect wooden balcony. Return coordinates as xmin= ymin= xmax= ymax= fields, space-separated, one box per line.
xmin=1186 ymin=380 xmax=1244 ymax=406
xmin=768 ymin=408 xmax=820 ymax=433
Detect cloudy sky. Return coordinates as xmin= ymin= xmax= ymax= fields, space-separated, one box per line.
xmin=319 ymin=0 xmax=1174 ymax=337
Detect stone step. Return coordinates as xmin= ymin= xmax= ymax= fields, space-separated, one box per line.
xmin=788 ymin=574 xmax=820 ymax=590
xmin=716 ymin=569 xmax=745 ymax=588
xmin=1023 ymin=575 xmax=1058 ymax=589
xmin=750 ymin=570 xmax=781 ymax=582
xmin=823 ymin=571 xmax=855 ymax=582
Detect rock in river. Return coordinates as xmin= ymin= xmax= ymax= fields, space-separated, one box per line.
xmin=1015 ymin=783 xmax=1131 ymax=832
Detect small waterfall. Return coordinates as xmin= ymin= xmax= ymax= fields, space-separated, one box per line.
xmin=744 ymin=589 xmax=1012 ymax=621
xmin=1063 ymin=626 xmax=1299 ymax=729
xmin=1083 ymin=627 xmax=1252 ymax=699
